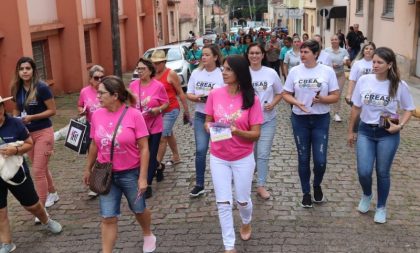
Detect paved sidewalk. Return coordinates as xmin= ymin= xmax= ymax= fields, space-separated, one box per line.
xmin=5 ymin=91 xmax=420 ymax=252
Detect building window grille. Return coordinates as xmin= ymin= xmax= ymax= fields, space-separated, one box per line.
xmin=84 ymin=31 xmax=92 ymax=64
xmin=32 ymin=40 xmax=52 ymax=80
xmin=382 ymin=0 xmax=394 ymax=18
xmin=356 ymin=0 xmax=363 ymax=14
xmin=170 ymin=11 xmax=175 ymax=36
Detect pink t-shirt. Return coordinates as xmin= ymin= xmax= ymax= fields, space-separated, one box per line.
xmin=90 ymin=106 xmax=149 ymax=172
xmin=205 ymin=86 xmax=263 ymax=161
xmin=77 ymin=85 xmax=101 ymax=123
xmin=128 ymin=79 xmax=169 ymax=134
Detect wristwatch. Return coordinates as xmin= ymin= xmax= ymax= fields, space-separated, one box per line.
xmin=399 ymin=123 xmax=404 ymax=130
xmin=159 ymin=108 xmax=162 ymax=114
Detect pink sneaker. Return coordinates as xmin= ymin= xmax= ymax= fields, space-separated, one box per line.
xmin=143 ymin=234 xmax=156 ymax=253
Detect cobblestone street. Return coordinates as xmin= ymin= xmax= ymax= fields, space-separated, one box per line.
xmin=6 ymin=94 xmax=420 ymax=253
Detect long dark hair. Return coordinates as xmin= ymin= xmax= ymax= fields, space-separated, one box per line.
xmin=246 ymin=43 xmax=267 ymax=66
xmin=224 ymin=55 xmax=255 ymax=109
xmin=11 ymin=57 xmax=40 ymax=106
xmin=374 ymin=47 xmax=400 ymax=98
xmin=101 ymin=75 xmax=137 ymax=106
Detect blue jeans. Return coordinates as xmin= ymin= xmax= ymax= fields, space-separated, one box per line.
xmin=356 ymin=122 xmax=400 ymax=208
xmin=291 ymin=113 xmax=330 ymax=194
xmin=99 ymin=168 xmax=146 ymax=218
xmin=147 ymin=132 xmax=162 ymax=185
xmin=194 ymin=112 xmax=210 ymax=187
xmin=254 ymin=117 xmax=277 ymax=186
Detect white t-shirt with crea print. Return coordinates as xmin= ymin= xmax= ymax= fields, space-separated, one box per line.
xmin=284 ymin=63 xmax=339 ymax=115
xmin=187 ymin=67 xmax=224 ymax=114
xmin=316 ymin=50 xmax=333 ymax=67
xmin=349 ymin=58 xmax=373 ymax=82
xmin=250 ymin=66 xmax=283 ymax=123
xmin=351 ymin=74 xmax=415 ymax=124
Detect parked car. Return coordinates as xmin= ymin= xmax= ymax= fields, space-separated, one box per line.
xmin=132 ymin=44 xmax=191 ymax=90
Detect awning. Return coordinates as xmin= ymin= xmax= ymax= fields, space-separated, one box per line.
xmin=319 ymin=6 xmax=347 ymax=19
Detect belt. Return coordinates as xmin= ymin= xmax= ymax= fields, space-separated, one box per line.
xmin=366 ymin=124 xmax=379 ymax=127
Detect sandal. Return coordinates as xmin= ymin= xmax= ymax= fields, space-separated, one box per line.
xmin=165 ymin=160 xmax=182 ymax=166
xmin=240 ymin=224 xmax=252 ymax=241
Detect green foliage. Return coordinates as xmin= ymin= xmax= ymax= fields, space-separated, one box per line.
xmin=220 ymin=0 xmax=268 ymax=21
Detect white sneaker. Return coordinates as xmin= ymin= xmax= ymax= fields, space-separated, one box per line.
xmin=334 ymin=113 xmax=342 ymax=122
xmin=35 ymin=209 xmax=49 ymax=224
xmin=43 ymin=218 xmax=63 ymax=234
xmin=45 ymin=192 xmax=59 ymax=208
xmin=88 ymin=190 xmax=98 ymax=197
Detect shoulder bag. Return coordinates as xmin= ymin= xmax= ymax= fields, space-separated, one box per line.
xmin=89 ymin=106 xmax=128 ymax=194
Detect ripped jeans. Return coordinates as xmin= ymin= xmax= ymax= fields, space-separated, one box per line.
xmin=210 ymin=153 xmax=255 ymax=250
xmin=291 ymin=113 xmax=330 ymax=194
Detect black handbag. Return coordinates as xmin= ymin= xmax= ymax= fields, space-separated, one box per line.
xmin=89 ymin=106 xmax=128 ymax=194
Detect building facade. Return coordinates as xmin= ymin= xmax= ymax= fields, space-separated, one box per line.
xmin=178 ymin=0 xmax=199 ymax=40
xmin=0 ymin=0 xmax=180 ymax=100
xmin=348 ymin=0 xmax=420 ymax=78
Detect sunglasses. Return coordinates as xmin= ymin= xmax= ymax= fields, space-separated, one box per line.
xmin=93 ymin=76 xmax=104 ymax=81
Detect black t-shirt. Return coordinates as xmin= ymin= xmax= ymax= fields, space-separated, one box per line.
xmin=346 ymin=31 xmax=358 ymax=48
xmin=0 ymin=115 xmax=30 ymax=174
xmin=15 ymin=82 xmax=53 ymax=132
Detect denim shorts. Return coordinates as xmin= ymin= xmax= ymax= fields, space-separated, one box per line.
xmin=99 ymin=168 xmax=146 ymax=218
xmin=162 ymin=108 xmax=180 ymax=137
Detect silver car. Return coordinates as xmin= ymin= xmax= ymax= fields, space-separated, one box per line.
xmin=132 ymin=44 xmax=191 ymax=90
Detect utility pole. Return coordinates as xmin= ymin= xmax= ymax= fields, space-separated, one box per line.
xmin=110 ymin=0 xmax=122 ymax=77
xmin=198 ymin=0 xmax=204 ymax=35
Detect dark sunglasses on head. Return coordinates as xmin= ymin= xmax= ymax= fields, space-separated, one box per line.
xmin=93 ymin=76 xmax=104 ymax=81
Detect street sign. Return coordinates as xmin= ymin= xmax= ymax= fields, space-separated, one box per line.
xmin=319 ymin=8 xmax=329 ymax=17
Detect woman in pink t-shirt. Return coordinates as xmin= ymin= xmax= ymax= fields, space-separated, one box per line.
xmin=77 ymin=65 xmax=104 ymax=197
xmin=83 ymin=76 xmax=156 ymax=253
xmin=129 ymin=58 xmax=169 ymax=199
xmin=205 ymin=55 xmax=263 ymax=252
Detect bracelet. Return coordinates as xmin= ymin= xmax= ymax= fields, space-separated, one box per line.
xmin=159 ymin=108 xmax=162 ymax=114
xmin=15 ymin=146 xmax=19 ymax=155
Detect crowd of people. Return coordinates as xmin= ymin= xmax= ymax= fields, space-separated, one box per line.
xmin=0 ymin=23 xmax=416 ymax=253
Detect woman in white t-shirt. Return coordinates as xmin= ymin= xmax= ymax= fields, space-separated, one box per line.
xmin=345 ymin=42 xmax=376 ymax=132
xmin=282 ymin=39 xmax=340 ymax=208
xmin=347 ymin=47 xmax=415 ymax=224
xmin=246 ymin=43 xmax=283 ymax=199
xmin=325 ymin=34 xmax=350 ymax=122
xmin=186 ymin=44 xmax=224 ymax=197
xmin=345 ymin=42 xmax=376 ymax=104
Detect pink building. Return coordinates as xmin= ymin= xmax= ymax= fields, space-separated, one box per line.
xmin=0 ymin=0 xmax=180 ymax=110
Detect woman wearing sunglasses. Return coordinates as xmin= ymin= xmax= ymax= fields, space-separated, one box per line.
xmin=77 ymin=65 xmax=105 ymax=197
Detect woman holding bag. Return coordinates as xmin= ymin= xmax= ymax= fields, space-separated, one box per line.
xmin=348 ymin=47 xmax=415 ymax=223
xmin=0 ymin=96 xmax=62 ymax=253
xmin=83 ymin=76 xmax=156 ymax=253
